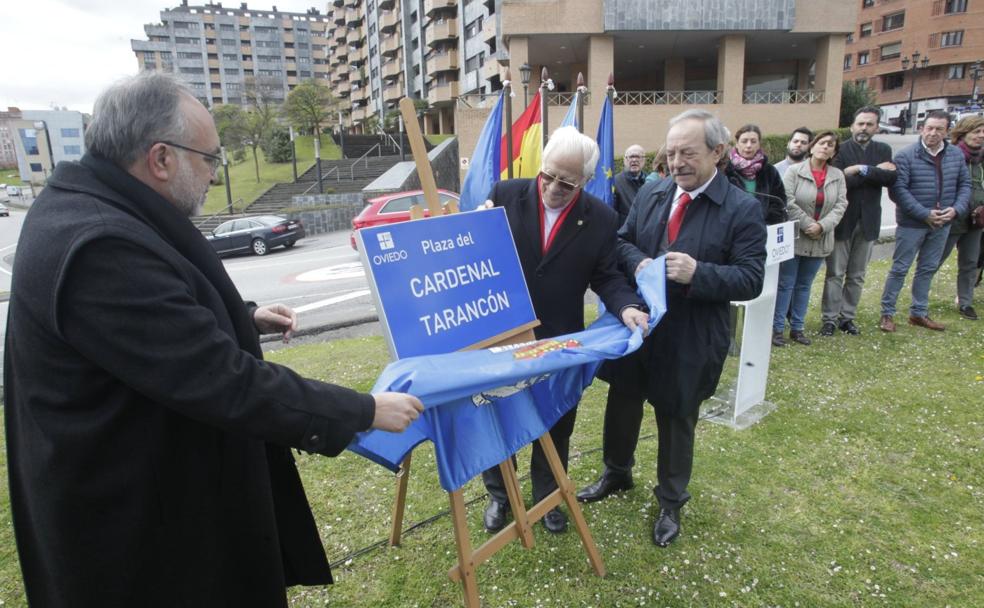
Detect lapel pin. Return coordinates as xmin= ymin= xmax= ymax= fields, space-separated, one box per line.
xmin=577 ymin=220 xmax=584 ymax=226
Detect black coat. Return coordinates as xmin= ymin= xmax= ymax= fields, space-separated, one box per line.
xmin=725 ymin=159 xmax=788 ymax=224
xmin=488 ymin=179 xmax=642 ymax=338
xmin=4 ymin=157 xmax=376 ymax=606
xmin=613 ymin=170 xmax=646 ymax=228
xmin=831 ymin=138 xmax=897 ymax=241
xmin=599 ymin=172 xmax=766 ymax=417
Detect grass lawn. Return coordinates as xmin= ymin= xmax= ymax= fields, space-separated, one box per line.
xmin=201 ymin=135 xmax=341 ymax=216
xmin=1 ymin=170 xmax=21 ymax=184
xmin=426 ymin=134 xmax=455 ymax=146
xmin=1 ymin=256 xmax=982 ymax=606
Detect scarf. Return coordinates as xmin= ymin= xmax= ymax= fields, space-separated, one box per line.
xmin=79 ymin=154 xmax=262 ymax=359
xmin=729 ymin=147 xmax=766 ymax=180
xmin=957 ymin=140 xmax=984 ymax=165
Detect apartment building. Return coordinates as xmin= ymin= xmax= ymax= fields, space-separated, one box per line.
xmin=131 ymin=1 xmax=333 ymax=109
xmin=843 ymin=0 xmax=983 ymax=126
xmin=0 ymin=108 xmax=87 ymax=185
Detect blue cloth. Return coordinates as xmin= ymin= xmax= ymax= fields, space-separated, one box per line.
xmin=889 ymin=142 xmax=971 ymax=229
xmin=774 ymin=255 xmax=825 ymax=332
xmin=584 ymin=94 xmax=614 ymax=206
xmin=880 ymin=224 xmax=950 ymax=317
xmin=559 ymin=92 xmax=579 ymax=129
xmin=459 ymin=92 xmax=504 ymax=211
xmin=348 ymin=257 xmax=667 ymax=492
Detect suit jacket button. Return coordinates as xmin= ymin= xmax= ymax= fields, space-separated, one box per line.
xmin=309 ymin=434 xmax=320 ymax=443
xmin=536 ymin=271 xmax=544 ymax=277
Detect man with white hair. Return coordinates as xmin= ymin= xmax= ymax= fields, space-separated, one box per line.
xmin=614 ymin=144 xmax=648 ymax=226
xmin=4 ymin=72 xmax=423 ymax=606
xmin=480 ymin=126 xmax=650 ymax=535
xmin=579 ymin=110 xmax=766 ymax=547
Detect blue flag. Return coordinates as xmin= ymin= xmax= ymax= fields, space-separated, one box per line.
xmin=584 ymin=94 xmax=614 ymax=206
xmin=459 ymin=92 xmax=504 ymax=211
xmin=348 ymin=257 xmax=667 ymax=492
xmin=559 ymin=92 xmax=579 ymax=129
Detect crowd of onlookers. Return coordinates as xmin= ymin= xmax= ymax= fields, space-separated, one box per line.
xmin=613 ymin=106 xmax=984 ymax=344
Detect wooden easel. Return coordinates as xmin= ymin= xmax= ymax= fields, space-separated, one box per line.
xmin=385 ymin=97 xmax=606 ymax=607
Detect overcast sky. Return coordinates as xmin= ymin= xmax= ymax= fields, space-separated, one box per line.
xmin=0 ymin=0 xmax=324 ymax=114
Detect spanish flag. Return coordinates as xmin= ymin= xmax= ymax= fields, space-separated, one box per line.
xmin=500 ymin=90 xmax=542 ymax=179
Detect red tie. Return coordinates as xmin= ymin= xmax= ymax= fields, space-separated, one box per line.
xmin=667 ymin=192 xmax=693 ymax=244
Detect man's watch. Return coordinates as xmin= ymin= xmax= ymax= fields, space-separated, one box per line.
xmin=858 ymin=165 xmax=870 ymax=176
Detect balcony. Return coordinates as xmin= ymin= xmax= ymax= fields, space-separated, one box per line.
xmin=611 ymin=90 xmax=722 ymax=105
xmin=379 ymin=10 xmax=400 ymax=33
xmin=352 ymin=105 xmax=367 ymax=121
xmin=480 ymin=59 xmax=499 ymax=82
xmin=382 ymin=60 xmax=403 ymax=80
xmin=346 ymin=7 xmax=360 ymax=26
xmin=333 ymin=9 xmax=345 ymax=25
xmin=380 ymin=34 xmax=401 ymax=57
xmin=427 ymin=80 xmax=459 ymax=105
xmin=428 ymin=49 xmax=458 ymax=73
xmin=351 ymin=85 xmax=367 ymax=102
xmin=481 ymin=15 xmax=496 ymax=44
xmin=424 ymin=0 xmax=455 ymax=17
xmin=383 ymin=83 xmax=403 ymax=103
xmin=426 ymin=19 xmax=457 ymax=47
xmin=333 ymin=27 xmax=346 ymax=43
xmin=742 ymin=89 xmax=825 ymax=104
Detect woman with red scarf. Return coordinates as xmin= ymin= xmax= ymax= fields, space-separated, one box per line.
xmin=936 ymin=115 xmax=984 ymax=320
xmin=724 ymin=124 xmax=787 ymax=224
xmin=773 ymin=131 xmax=848 ymax=346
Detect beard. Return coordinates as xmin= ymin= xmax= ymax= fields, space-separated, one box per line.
xmin=168 ymin=159 xmax=208 ymax=217
xmin=853 ymin=132 xmax=872 ymax=144
xmin=788 ymin=149 xmax=807 ymax=161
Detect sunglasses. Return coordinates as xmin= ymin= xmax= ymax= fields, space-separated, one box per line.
xmin=539 ymin=170 xmax=580 ymax=193
xmin=159 ymin=140 xmax=222 ymax=172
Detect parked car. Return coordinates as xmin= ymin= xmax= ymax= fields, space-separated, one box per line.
xmin=878 ymin=122 xmax=902 ymax=134
xmin=206 ymin=215 xmax=305 ymax=257
xmin=0 ymin=202 xmax=8 ymax=217
xmin=350 ymin=189 xmax=460 ymax=250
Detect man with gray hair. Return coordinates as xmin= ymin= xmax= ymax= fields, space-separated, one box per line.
xmin=578 ymin=110 xmax=766 ymax=547
xmin=614 ymin=144 xmax=647 ymax=226
xmin=4 ymin=72 xmax=423 ymax=605
xmin=479 ymin=125 xmax=649 ymax=535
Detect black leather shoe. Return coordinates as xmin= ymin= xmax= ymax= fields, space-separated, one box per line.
xmin=820 ymin=322 xmax=836 ymax=336
xmin=771 ymin=331 xmax=786 ymax=347
xmin=576 ymin=471 xmax=634 ymax=503
xmin=789 ymin=330 xmax=812 ymax=345
xmin=839 ymin=319 xmax=861 ymax=335
xmin=483 ymin=500 xmax=508 ymax=533
xmin=652 ymin=508 xmax=680 ymax=547
xmin=543 ymin=508 xmax=568 ymax=534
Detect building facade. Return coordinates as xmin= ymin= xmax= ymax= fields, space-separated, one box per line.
xmin=843 ymin=0 xmax=983 ymax=126
xmin=0 ymin=109 xmax=87 ymax=185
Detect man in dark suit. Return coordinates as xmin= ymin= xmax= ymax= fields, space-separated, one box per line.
xmin=613 ymin=144 xmax=647 ymax=226
xmin=577 ymin=110 xmax=766 ymax=547
xmin=820 ymin=105 xmax=897 ymax=336
xmin=480 ymin=126 xmax=650 ymax=535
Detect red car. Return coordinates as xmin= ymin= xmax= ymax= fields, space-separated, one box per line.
xmin=350 ymin=189 xmax=460 ymax=250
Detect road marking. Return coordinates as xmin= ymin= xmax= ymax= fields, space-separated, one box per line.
xmin=294 ymin=289 xmax=371 ymax=313
xmin=0 ymin=243 xmax=17 ymax=253
xmin=295 ymin=263 xmax=365 ymax=282
xmin=224 ymin=250 xmax=357 ymax=272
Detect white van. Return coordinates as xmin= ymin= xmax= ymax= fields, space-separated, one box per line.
xmin=6 ymin=185 xmax=21 ymax=197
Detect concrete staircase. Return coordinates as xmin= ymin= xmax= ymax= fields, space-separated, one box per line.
xmin=331 ymin=133 xmax=432 ymax=159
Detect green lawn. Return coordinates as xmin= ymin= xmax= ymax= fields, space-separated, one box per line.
xmin=426 ymin=134 xmax=455 ymax=146
xmin=201 ymin=135 xmax=341 ymax=216
xmin=1 ymin=170 xmax=21 ymax=184
xmin=1 ymin=256 xmax=982 ymax=606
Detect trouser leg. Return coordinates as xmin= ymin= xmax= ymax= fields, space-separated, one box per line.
xmin=909 ymin=227 xmax=949 ymax=318
xmin=482 ymin=454 xmax=518 ymax=504
xmin=840 ymin=226 xmax=875 ymax=322
xmin=821 ymin=236 xmax=850 ymax=324
xmin=653 ymin=410 xmax=700 ymax=511
xmin=601 ymin=383 xmax=646 ymax=477
xmin=531 ymin=407 xmax=578 ymax=503
xmin=956 ymin=229 xmax=982 ymax=307
xmin=880 ymin=226 xmax=923 ymax=316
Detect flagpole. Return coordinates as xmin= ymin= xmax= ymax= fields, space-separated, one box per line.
xmin=504 ymin=72 xmax=514 ymax=180
xmin=540 ymin=66 xmax=550 ymax=149
xmin=576 ymin=72 xmax=586 ymax=134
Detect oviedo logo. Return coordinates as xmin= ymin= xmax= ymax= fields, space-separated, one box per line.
xmin=776 ymin=225 xmax=784 ymax=244
xmin=471 ymin=338 xmax=582 ymax=406
xmin=377 ymin=231 xmax=395 ymax=250
xmin=472 ymin=374 xmax=550 ymax=406
xmin=372 ymin=231 xmax=408 ymax=265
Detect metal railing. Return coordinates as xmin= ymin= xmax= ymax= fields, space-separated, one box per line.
xmin=742 ymin=89 xmax=825 ymax=104
xmin=301 ymin=165 xmax=340 ymax=196
xmin=613 ymin=90 xmax=722 ymax=105
xmin=546 ymin=91 xmax=591 ymax=106
xmin=456 ymin=92 xmax=500 ymax=109
xmin=194 ymin=197 xmax=245 ymax=229
xmin=350 ymin=143 xmax=382 ymax=179
xmin=383 ymin=132 xmax=401 ymax=150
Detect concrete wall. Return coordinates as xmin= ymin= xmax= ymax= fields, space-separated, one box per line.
xmin=287 ymin=192 xmax=366 ymax=235
xmin=364 ymin=137 xmax=461 ymax=196
xmin=603 ymin=0 xmax=796 ymax=31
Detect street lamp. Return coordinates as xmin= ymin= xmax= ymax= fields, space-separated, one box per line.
xmin=288 ymin=126 xmax=298 ymax=183
xmin=314 ymin=137 xmax=323 ymax=194
xmin=519 ymin=62 xmax=532 ymax=107
xmin=220 ymin=147 xmax=233 ymax=215
xmin=970 ymin=60 xmax=983 ymax=104
xmin=901 ymin=51 xmax=930 ymax=132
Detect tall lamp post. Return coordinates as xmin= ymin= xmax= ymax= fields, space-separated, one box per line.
xmin=337 ymin=110 xmax=345 ymax=159
xmin=288 ymin=126 xmax=298 ymax=183
xmin=314 ymin=137 xmax=323 ymax=194
xmin=519 ymin=62 xmax=532 ymax=107
xmin=970 ymin=60 xmax=983 ymax=104
xmin=901 ymin=51 xmax=929 ymax=133
xmin=220 ymin=146 xmax=233 ymax=215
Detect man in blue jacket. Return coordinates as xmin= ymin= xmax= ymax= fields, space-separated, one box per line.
xmin=879 ymin=110 xmax=971 ymax=332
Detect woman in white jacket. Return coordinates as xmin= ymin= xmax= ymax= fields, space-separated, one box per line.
xmin=772 ymin=131 xmax=848 ymax=346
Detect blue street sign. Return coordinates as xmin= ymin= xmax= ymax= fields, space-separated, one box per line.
xmin=356 ymin=207 xmax=537 ymax=359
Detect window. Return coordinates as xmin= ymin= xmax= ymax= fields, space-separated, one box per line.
xmin=179 ymin=67 xmax=203 ymax=74
xmin=945 ymin=0 xmax=968 ymax=13
xmin=855 ymin=78 xmax=868 ymax=90
xmin=879 ymin=42 xmax=901 ymax=60
xmin=30 ymin=163 xmax=43 ymax=172
xmin=858 ymin=51 xmax=870 ymax=65
xmin=221 ymin=38 xmax=238 ymax=46
xmin=846 ymin=33 xmax=854 ymax=44
xmin=60 ymin=128 xmax=80 ymax=138
xmin=224 ymin=67 xmax=239 ymax=75
xmin=254 ymin=26 xmax=278 ymax=33
xmin=882 ymin=12 xmax=904 ymax=32
xmin=860 ymin=23 xmax=872 ymax=38
xmin=947 ymin=64 xmax=966 ymax=79
xmin=941 ymin=31 xmax=964 ymax=47
xmin=63 ymin=145 xmax=81 ymax=155
xmin=143 ymin=51 xmax=156 ymax=62
xmin=173 ymin=21 xmax=200 ymax=30
xmin=175 ymin=37 xmax=199 ymax=45
xmin=178 ymin=51 xmax=201 ymax=59
xmin=258 ymin=55 xmax=282 ymax=63
xmin=882 ymin=73 xmax=904 ymax=90
xmin=223 ymin=53 xmax=238 ymax=61
xmin=18 ymin=129 xmax=39 ymax=155
xmin=465 ymin=17 xmax=482 ymax=39
xmin=220 ymin=23 xmax=235 ymax=31
xmin=844 ymin=54 xmax=852 ymax=70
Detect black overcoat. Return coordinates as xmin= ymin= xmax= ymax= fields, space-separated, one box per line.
xmin=488 ymin=179 xmax=642 ymax=338
xmin=613 ymin=171 xmax=645 ymax=228
xmin=599 ymin=172 xmax=766 ymax=418
xmin=4 ymin=157 xmax=376 ymax=606
xmin=724 ymin=159 xmax=788 ymax=225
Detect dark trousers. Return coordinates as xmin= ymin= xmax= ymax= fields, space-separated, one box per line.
xmin=601 ymin=383 xmax=700 ymax=510
xmin=482 ymin=407 xmax=578 ymax=505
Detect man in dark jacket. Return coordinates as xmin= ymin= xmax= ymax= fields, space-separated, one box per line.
xmin=480 ymin=126 xmax=649 ymax=535
xmin=4 ymin=72 xmax=423 ymax=607
xmin=613 ymin=144 xmax=647 ymax=226
xmin=879 ymin=109 xmax=971 ymax=332
xmin=577 ymin=110 xmax=766 ymax=547
xmin=821 ymin=106 xmax=897 ymax=336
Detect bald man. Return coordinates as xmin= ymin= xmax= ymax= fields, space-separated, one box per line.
xmin=613 ymin=144 xmax=647 ymax=226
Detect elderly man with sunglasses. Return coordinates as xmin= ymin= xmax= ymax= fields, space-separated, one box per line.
xmin=478 ymin=126 xmax=650 ymax=535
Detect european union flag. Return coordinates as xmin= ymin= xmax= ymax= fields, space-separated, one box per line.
xmin=459 ymin=92 xmax=504 ymax=211
xmin=584 ymin=94 xmax=614 ymax=206
xmin=348 ymin=257 xmax=667 ymax=492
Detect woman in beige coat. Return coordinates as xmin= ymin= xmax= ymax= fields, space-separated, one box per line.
xmin=772 ymin=131 xmax=848 ymax=346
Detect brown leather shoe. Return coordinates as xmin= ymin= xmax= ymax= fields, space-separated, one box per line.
xmin=879 ymin=315 xmax=896 ymax=333
xmin=908 ymin=315 xmax=945 ymax=331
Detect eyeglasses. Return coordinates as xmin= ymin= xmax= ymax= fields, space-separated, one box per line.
xmin=159 ymin=140 xmax=222 ymax=172
xmin=539 ymin=170 xmax=580 ymax=193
